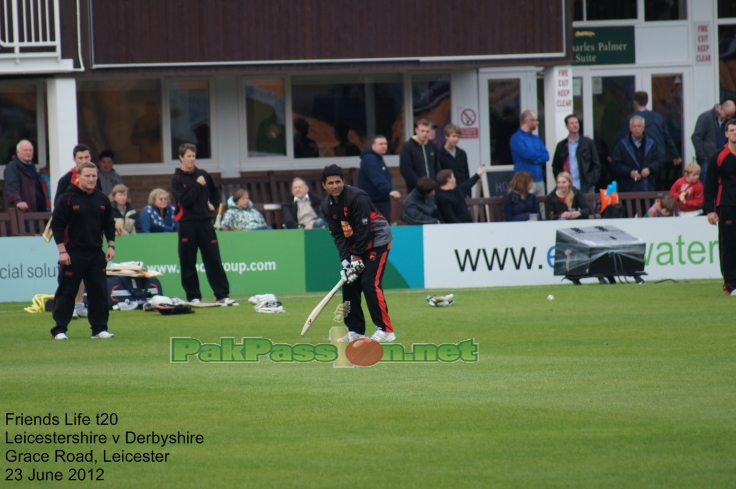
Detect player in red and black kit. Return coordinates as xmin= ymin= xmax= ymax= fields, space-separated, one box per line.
xmin=50 ymin=162 xmax=116 ymax=340
xmin=171 ymin=143 xmax=236 ymax=305
xmin=321 ymin=164 xmax=396 ymax=342
xmin=704 ymin=119 xmax=736 ymax=296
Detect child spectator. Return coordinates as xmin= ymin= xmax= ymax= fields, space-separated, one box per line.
xmin=669 ymin=162 xmax=704 ymax=216
xmin=109 ymin=184 xmax=140 ymax=234
xmin=221 ymin=189 xmax=270 ymax=230
xmin=140 ymin=188 xmax=178 ymax=232
xmin=646 ymin=195 xmax=678 ymax=217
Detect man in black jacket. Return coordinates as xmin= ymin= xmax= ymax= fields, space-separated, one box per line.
xmin=54 ymin=145 xmax=102 ymax=208
xmin=400 ymin=119 xmax=440 ymax=194
xmin=435 ymin=166 xmax=485 ymax=223
xmin=610 ymin=116 xmax=663 ymax=192
xmin=171 ymin=143 xmax=235 ymax=305
xmin=283 ymin=177 xmax=325 ymax=229
xmin=439 ymin=124 xmax=471 ymax=197
xmin=692 ymin=100 xmax=735 ymax=183
xmin=552 ymin=115 xmax=601 ymax=193
xmin=50 ymin=162 xmax=116 ymax=340
xmin=321 ymin=164 xmax=395 ymax=343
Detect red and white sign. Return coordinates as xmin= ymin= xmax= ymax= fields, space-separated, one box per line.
xmin=458 ymin=107 xmax=479 ymax=138
xmin=694 ymin=23 xmax=712 ymax=64
xmin=555 ymin=67 xmax=573 ymax=109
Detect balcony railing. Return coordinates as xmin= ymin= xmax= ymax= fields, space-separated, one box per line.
xmin=0 ymin=0 xmax=61 ymax=61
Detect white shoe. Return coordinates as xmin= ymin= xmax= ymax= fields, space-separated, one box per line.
xmin=217 ymin=297 xmax=239 ymax=306
xmin=336 ymin=331 xmax=366 ymax=343
xmin=731 ymin=290 xmax=736 ymax=296
xmin=53 ymin=332 xmax=68 ymax=340
xmin=72 ymin=309 xmax=79 ymax=320
xmin=370 ymin=329 xmax=396 ymax=342
xmin=91 ymin=331 xmax=115 ymax=339
xmin=76 ymin=306 xmax=88 ymax=318
xmin=190 ymin=298 xmax=201 ymax=304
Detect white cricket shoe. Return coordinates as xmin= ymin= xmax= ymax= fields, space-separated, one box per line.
xmin=53 ymin=332 xmax=68 ymax=340
xmin=336 ymin=331 xmax=366 ymax=343
xmin=190 ymin=298 xmax=201 ymax=304
xmin=731 ymin=289 xmax=736 ymax=296
xmin=217 ymin=297 xmax=239 ymax=306
xmin=370 ymin=329 xmax=396 ymax=343
xmin=91 ymin=331 xmax=115 ymax=339
xmin=76 ymin=306 xmax=88 ymax=318
xmin=72 ymin=309 xmax=79 ymax=320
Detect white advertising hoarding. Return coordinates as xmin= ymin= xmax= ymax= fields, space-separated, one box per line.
xmin=423 ymin=218 xmax=721 ymax=288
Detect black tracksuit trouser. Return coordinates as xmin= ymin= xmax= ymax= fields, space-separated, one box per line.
xmin=178 ymin=220 xmax=230 ymax=301
xmin=343 ymin=244 xmax=393 ymax=335
xmin=717 ymin=206 xmax=736 ymax=293
xmin=52 ymin=249 xmax=108 ymax=336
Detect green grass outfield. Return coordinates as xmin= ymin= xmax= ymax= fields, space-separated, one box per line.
xmin=1 ymin=280 xmax=734 ymax=488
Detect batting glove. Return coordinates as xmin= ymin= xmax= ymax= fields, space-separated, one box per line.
xmin=427 ymin=294 xmax=454 ymax=307
xmin=341 ymin=259 xmax=364 ymax=283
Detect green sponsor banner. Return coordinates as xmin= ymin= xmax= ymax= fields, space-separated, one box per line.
xmin=573 ymin=27 xmax=635 ymax=65
xmin=114 ymin=231 xmax=305 ymax=297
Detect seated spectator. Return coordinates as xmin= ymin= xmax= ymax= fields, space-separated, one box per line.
xmin=109 ymin=184 xmax=140 ymax=234
xmin=435 ymin=166 xmax=485 ymax=223
xmin=222 ymin=189 xmax=271 ymax=230
xmin=402 ymin=177 xmax=441 ymax=225
xmin=669 ymin=162 xmax=704 ymax=216
xmin=503 ymin=170 xmax=541 ymax=221
xmin=646 ymin=195 xmax=678 ymax=217
xmin=283 ymin=177 xmax=327 ymax=229
xmin=140 ymin=188 xmax=178 ymax=233
xmin=546 ymin=171 xmax=591 ymax=220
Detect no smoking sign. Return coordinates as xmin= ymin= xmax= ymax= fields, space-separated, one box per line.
xmin=458 ymin=107 xmax=478 ymax=138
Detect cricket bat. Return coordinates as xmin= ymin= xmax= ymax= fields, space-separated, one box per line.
xmin=214 ymin=203 xmax=225 ymax=230
xmin=42 ymin=218 xmax=53 ymax=242
xmin=301 ymin=278 xmax=346 ymax=336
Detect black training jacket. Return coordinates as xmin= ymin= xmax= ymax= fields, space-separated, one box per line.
xmin=171 ymin=166 xmax=221 ymax=222
xmin=52 ymin=185 xmax=115 ymax=250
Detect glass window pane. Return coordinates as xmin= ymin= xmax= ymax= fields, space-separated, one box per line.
xmin=585 ymin=0 xmax=636 ymax=20
xmin=536 ymin=77 xmax=545 ymax=144
xmin=720 ymin=25 xmax=736 ymax=102
xmin=245 ymin=79 xmax=286 ymax=157
xmin=573 ymin=0 xmax=583 ymax=21
xmin=645 ymin=0 xmax=686 ymax=21
xmin=573 ymin=77 xmax=584 ymax=133
xmin=719 ymin=0 xmax=736 ymax=18
xmin=291 ymin=75 xmax=403 ymax=158
xmin=170 ymin=80 xmax=210 ymax=159
xmin=488 ymin=79 xmax=520 ymax=166
xmin=652 ymin=74 xmax=684 ymax=190
xmin=412 ymin=75 xmax=450 ymax=147
xmin=0 ymin=84 xmax=37 ymax=165
xmin=78 ymin=80 xmax=162 ymax=163
xmin=592 ymin=75 xmax=635 ymax=186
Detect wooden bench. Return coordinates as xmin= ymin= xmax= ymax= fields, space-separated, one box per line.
xmin=9 ymin=209 xmax=52 ymax=236
xmin=0 ymin=211 xmax=11 ymax=237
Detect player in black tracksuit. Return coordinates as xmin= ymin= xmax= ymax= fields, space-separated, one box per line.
xmin=171 ymin=144 xmax=230 ymax=302
xmin=321 ymin=164 xmax=395 ymax=341
xmin=704 ymin=119 xmax=736 ymax=295
xmin=50 ymin=163 xmax=116 ymax=338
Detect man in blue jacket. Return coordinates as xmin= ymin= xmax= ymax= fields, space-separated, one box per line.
xmin=358 ymin=135 xmax=400 ymax=220
xmin=510 ymin=110 xmax=549 ymax=196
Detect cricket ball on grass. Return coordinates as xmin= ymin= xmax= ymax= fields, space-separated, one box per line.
xmin=346 ymin=338 xmax=384 ymax=367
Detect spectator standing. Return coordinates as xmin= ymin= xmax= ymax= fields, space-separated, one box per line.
xmin=358 ymin=135 xmax=400 ymax=220
xmin=691 ymin=100 xmax=736 ymax=183
xmin=3 ymin=140 xmax=47 ymax=213
xmin=399 ymin=119 xmax=441 ymax=194
xmin=435 ymin=166 xmax=484 ymax=223
xmin=552 ymin=114 xmax=601 ymax=193
xmin=609 ymin=116 xmax=663 ymax=192
xmin=97 ymin=150 xmax=124 ymax=197
xmin=439 ymin=124 xmax=471 ymax=197
xmin=140 ymin=188 xmax=177 ymax=233
xmin=510 ymin=110 xmax=549 ymax=196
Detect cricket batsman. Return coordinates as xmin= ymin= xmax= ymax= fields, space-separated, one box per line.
xmin=320 ymin=164 xmax=396 ymax=343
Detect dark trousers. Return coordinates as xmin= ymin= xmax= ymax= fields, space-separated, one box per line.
xmin=343 ymin=244 xmax=393 ymax=334
xmin=717 ymin=206 xmax=736 ymax=293
xmin=178 ymin=220 xmax=230 ymax=301
xmin=52 ymin=249 xmax=108 ymax=335
xmin=373 ymin=200 xmax=391 ymax=222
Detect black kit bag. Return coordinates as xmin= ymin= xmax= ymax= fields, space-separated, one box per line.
xmin=104 ymin=276 xmax=163 ymax=310
xmin=601 ymin=203 xmax=626 ymax=219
